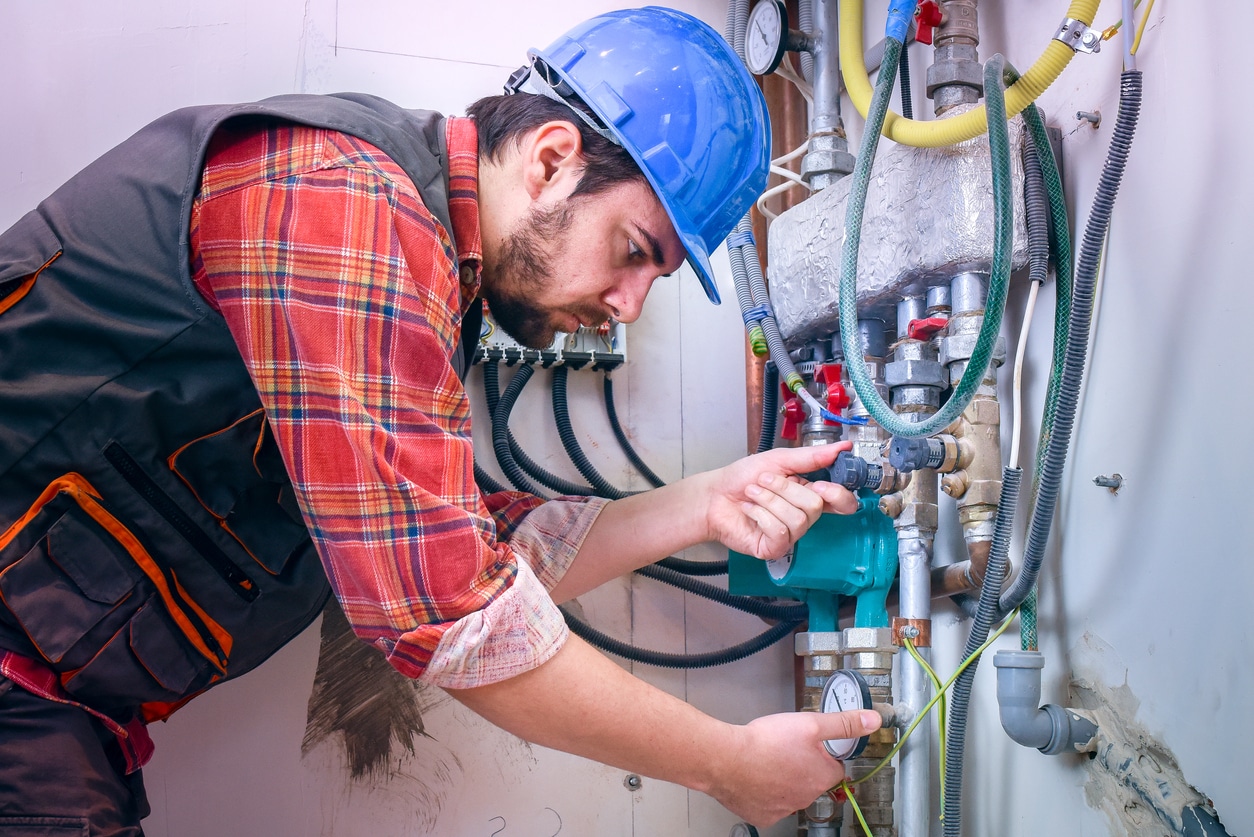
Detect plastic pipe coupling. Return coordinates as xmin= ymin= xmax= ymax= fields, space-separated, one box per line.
xmin=992 ymin=650 xmax=1098 ymax=755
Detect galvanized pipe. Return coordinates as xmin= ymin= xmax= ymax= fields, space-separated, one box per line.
xmin=896 ymin=534 xmax=934 ymax=837
xmin=802 ymin=0 xmax=854 ymax=191
xmin=809 ymin=0 xmax=842 ymax=136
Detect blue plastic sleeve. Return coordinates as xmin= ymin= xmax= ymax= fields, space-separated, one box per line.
xmin=885 ymin=0 xmax=918 ymax=42
xmin=822 ymin=408 xmax=870 ymax=426
xmin=741 ymin=304 xmax=771 ymax=325
xmin=726 ymin=229 xmax=756 ymax=250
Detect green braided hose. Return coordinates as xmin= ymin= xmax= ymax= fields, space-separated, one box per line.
xmin=838 ymin=37 xmax=1014 ymax=438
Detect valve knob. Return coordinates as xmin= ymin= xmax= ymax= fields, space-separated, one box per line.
xmin=914 ymin=1 xmax=945 ymax=45
xmin=907 ymin=316 xmax=949 ymax=341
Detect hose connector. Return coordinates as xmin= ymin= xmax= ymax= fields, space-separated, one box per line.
xmin=993 ymin=650 xmax=1098 ymax=755
xmin=889 ymin=436 xmax=946 ymax=472
xmin=831 ymin=451 xmax=884 ymax=491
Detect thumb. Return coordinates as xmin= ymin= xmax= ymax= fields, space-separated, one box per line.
xmin=814 ymin=709 xmax=883 ymax=743
xmin=770 ymin=440 xmax=853 ymax=474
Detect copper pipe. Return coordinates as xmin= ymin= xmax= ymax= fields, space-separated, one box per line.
xmin=745 ymin=38 xmax=808 ymax=455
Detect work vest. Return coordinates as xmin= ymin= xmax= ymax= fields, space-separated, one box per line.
xmin=0 ymin=94 xmax=472 ymax=721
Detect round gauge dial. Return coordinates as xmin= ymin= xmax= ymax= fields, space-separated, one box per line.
xmin=745 ymin=0 xmax=788 ymax=76
xmin=820 ymin=669 xmax=873 ymax=760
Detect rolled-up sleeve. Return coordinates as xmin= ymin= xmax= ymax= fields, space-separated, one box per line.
xmin=191 ymin=124 xmax=598 ymax=687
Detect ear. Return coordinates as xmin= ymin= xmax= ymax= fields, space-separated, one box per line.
xmin=520 ymin=120 xmax=585 ymax=201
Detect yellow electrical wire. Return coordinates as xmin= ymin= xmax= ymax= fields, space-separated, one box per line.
xmin=841 ymin=0 xmax=1102 ymax=147
xmin=838 ymin=608 xmax=1021 ymax=790
xmin=842 ymin=781 xmax=874 ymax=837
xmin=903 ymin=636 xmax=947 ymax=806
xmin=1131 ymin=0 xmax=1156 ymax=54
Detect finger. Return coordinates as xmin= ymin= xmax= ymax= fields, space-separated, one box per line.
xmin=754 ymin=472 xmax=826 ymax=518
xmin=745 ymin=483 xmax=816 ymax=540
xmin=813 ymin=709 xmax=883 ymax=743
xmin=739 ymin=500 xmax=794 ymax=545
xmin=764 ymin=440 xmax=853 ymax=475
xmin=810 ymin=482 xmax=860 ymax=515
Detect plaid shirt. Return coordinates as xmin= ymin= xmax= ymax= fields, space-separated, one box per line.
xmin=188 ymin=116 xmax=607 ymax=688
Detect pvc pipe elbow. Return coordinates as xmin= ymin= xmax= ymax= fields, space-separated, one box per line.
xmin=993 ymin=650 xmax=1098 ymax=755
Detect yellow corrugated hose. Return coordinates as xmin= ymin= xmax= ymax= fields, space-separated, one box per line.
xmin=840 ymin=0 xmax=1102 ymax=147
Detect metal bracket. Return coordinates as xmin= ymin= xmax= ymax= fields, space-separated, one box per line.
xmin=1054 ymin=18 xmax=1103 ymax=54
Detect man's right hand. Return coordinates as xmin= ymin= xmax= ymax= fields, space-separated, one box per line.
xmin=709 ymin=709 xmax=884 ymax=828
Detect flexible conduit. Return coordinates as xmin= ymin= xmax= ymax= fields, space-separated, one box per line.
xmin=603 ymin=374 xmax=667 ymax=488
xmin=551 ymin=367 xmax=728 ymax=576
xmin=484 ymin=362 xmax=593 ymax=496
xmin=1000 ymin=70 xmax=1143 ymax=615
xmin=841 ymin=0 xmax=1102 ymax=147
xmin=564 ymin=607 xmax=804 ymax=669
xmin=838 ymin=46 xmax=1013 ymax=439
xmin=723 ymin=3 xmax=823 ymax=404
xmin=953 ymin=97 xmax=1061 ymax=621
xmin=756 ymin=362 xmax=780 ymax=454
xmin=552 ymin=364 xmax=626 ymax=498
xmin=473 ymin=461 xmax=508 ymax=495
xmin=942 ymin=467 xmax=1022 ymax=835
xmin=944 ymin=69 xmax=1142 ymax=837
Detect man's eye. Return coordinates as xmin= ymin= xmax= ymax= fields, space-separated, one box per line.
xmin=628 ymin=240 xmax=643 ymax=259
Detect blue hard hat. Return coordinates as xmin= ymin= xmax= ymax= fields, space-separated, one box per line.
xmin=523 ymin=6 xmax=770 ymax=304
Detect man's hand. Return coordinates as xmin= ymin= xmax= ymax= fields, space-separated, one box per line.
xmin=711 ymin=708 xmax=884 ymax=827
xmin=704 ymin=442 xmax=859 ymax=560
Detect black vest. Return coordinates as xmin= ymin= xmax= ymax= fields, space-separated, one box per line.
xmin=0 ymin=94 xmax=466 ymax=718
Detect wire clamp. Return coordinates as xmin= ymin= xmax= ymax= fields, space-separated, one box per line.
xmin=1054 ymin=18 xmax=1103 ymax=54
xmin=741 ymin=304 xmax=771 ymax=325
xmin=726 ymin=229 xmax=756 ymax=250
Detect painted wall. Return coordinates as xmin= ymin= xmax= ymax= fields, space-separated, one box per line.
xmin=2 ymin=1 xmax=790 ymax=835
xmin=4 ymin=0 xmax=1249 ymax=836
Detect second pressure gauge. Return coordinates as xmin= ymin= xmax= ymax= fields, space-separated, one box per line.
xmin=820 ymin=669 xmax=873 ymax=760
xmin=745 ymin=0 xmax=789 ymax=76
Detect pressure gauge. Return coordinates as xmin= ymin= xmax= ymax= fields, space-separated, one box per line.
xmin=745 ymin=0 xmax=788 ymax=76
xmin=820 ymin=669 xmax=873 ymax=760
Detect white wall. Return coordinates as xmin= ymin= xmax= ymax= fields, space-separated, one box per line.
xmin=887 ymin=2 xmax=1254 ymax=834
xmin=6 ymin=0 xmax=1249 ymax=835
xmin=2 ymin=2 xmax=791 ymax=835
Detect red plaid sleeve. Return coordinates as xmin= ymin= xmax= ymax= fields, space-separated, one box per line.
xmin=189 ymin=121 xmax=603 ymax=686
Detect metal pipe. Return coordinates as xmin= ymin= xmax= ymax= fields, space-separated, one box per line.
xmin=809 ymin=0 xmax=841 ymax=135
xmin=896 ymin=535 xmax=933 ymax=837
xmin=801 ymin=0 xmax=855 ymax=191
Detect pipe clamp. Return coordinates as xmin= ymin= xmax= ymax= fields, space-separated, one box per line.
xmin=1054 ymin=18 xmax=1103 ymax=54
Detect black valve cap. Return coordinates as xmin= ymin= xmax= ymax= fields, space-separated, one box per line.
xmin=830 ymin=451 xmax=869 ymax=490
xmin=889 ymin=437 xmax=933 ymax=472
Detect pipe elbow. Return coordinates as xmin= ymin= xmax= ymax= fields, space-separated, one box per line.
xmin=993 ymin=651 xmax=1098 ymax=755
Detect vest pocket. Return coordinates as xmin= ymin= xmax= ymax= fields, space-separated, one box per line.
xmin=0 ymin=508 xmax=136 ymax=665
xmin=0 ymin=475 xmax=226 ymax=709
xmin=168 ymin=409 xmax=311 ymax=576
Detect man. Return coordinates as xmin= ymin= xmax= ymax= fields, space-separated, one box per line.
xmin=0 ymin=7 xmax=879 ymax=833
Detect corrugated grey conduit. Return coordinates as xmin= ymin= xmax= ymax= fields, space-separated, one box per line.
xmin=953 ymin=110 xmax=1052 ymax=621
xmin=942 ymin=70 xmax=1143 ymax=836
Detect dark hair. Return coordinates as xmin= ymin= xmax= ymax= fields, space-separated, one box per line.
xmin=466 ymin=91 xmax=646 ymax=199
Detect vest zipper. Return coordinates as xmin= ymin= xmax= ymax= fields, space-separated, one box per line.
xmin=103 ymin=442 xmax=259 ymax=603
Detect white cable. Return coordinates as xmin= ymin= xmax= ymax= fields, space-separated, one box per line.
xmin=773 ymin=57 xmax=814 ymax=104
xmin=773 ymin=139 xmax=810 ymax=167
xmin=769 ymin=165 xmax=808 ymax=186
xmin=755 ymin=178 xmax=811 ymax=221
xmin=1009 ymin=280 xmax=1041 ymax=471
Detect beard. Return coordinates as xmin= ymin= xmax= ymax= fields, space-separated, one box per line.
xmin=481 ymin=200 xmax=606 ymax=349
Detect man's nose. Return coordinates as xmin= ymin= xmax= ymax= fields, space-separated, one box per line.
xmin=605 ymin=271 xmax=655 ymax=323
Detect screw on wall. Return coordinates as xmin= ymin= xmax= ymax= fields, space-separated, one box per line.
xmin=1077 ymin=110 xmax=1101 ymax=127
xmin=624 ymin=773 xmax=643 ymax=791
xmin=1092 ymin=473 xmax=1123 ymax=494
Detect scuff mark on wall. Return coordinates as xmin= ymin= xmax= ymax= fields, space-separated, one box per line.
xmin=302 ymin=598 xmax=427 ymax=779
